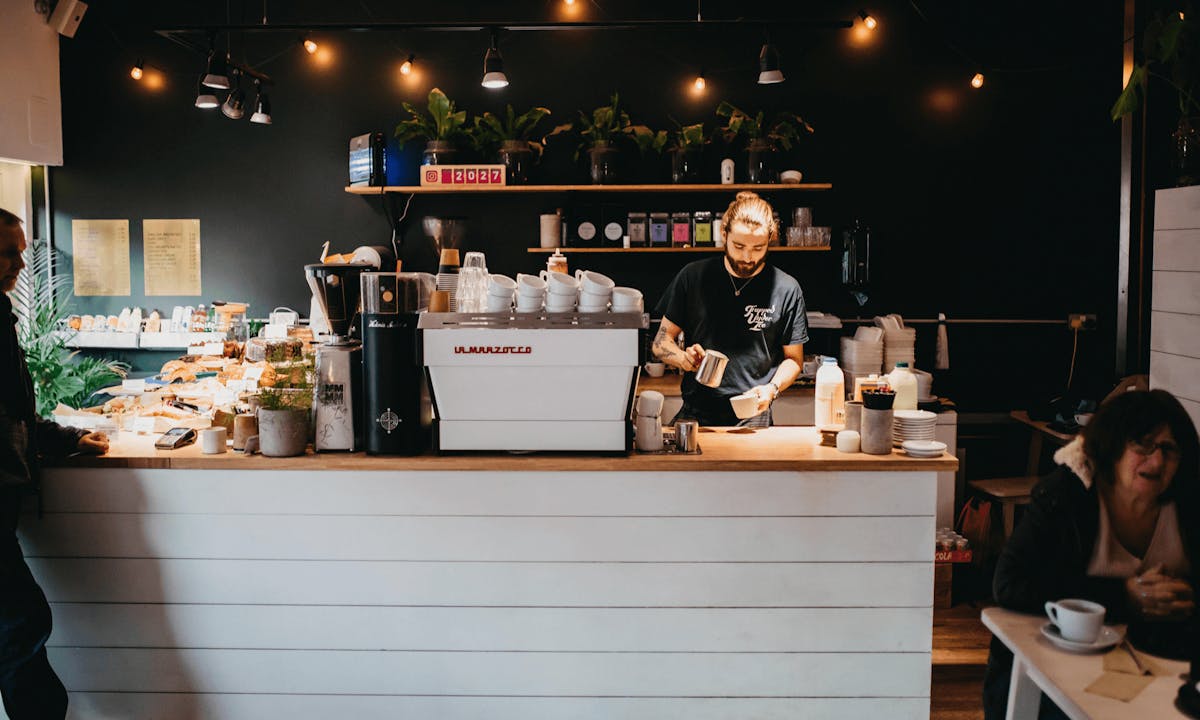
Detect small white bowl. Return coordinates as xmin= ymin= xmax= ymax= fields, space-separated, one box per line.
xmin=730 ymin=392 xmax=759 ymax=420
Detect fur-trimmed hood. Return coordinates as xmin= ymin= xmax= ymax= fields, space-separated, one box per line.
xmin=1053 ymin=436 xmax=1093 ymax=488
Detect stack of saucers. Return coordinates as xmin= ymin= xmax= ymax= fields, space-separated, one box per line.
xmin=902 ymin=439 xmax=947 ymax=458
xmin=892 ymin=409 xmax=937 ymax=446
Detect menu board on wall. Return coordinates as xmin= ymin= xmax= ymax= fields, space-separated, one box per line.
xmin=71 ymin=219 xmax=131 ymax=296
xmin=143 ymin=219 xmax=202 ymax=296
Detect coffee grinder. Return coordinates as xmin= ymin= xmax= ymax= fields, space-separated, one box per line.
xmin=361 ymin=271 xmax=436 ymax=454
xmin=305 ymin=263 xmax=370 ymax=452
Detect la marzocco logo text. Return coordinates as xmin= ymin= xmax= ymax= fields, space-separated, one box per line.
xmin=453 ymin=346 xmax=532 ymax=355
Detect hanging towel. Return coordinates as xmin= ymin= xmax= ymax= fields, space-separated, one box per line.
xmin=935 ymin=312 xmax=950 ymax=370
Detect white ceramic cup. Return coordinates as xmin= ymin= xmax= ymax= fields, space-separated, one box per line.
xmin=200 ymin=426 xmax=227 ymax=454
xmin=578 ymin=302 xmax=608 ymax=313
xmin=487 ymin=274 xmax=517 ymax=296
xmin=575 ymin=269 xmax=615 ymax=294
xmin=611 ymin=286 xmax=642 ymax=305
xmin=544 ymin=295 xmax=576 ymax=312
xmin=644 ymin=362 xmax=666 ymax=377
xmin=516 ymin=273 xmax=547 ymax=297
xmin=836 ymin=430 xmax=861 ymax=453
xmin=580 ymin=288 xmax=611 ymax=305
xmin=540 ymin=270 xmax=580 ymax=295
xmin=1044 ymin=599 xmax=1105 ymax=643
xmin=729 ymin=392 xmax=759 ymax=420
xmin=515 ymin=295 xmax=544 ymax=312
xmin=485 ymin=294 xmax=513 ymax=312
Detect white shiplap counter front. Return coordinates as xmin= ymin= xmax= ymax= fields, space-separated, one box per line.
xmin=15 ymin=429 xmax=950 ymax=719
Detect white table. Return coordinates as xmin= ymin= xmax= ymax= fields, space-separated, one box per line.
xmin=982 ymin=607 xmax=1191 ymax=720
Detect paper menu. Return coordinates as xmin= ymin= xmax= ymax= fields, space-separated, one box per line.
xmin=71 ymin=219 xmax=131 ymax=296
xmin=143 ymin=219 xmax=202 ymax=296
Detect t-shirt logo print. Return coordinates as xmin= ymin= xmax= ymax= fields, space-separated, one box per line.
xmin=743 ymin=304 xmax=776 ymax=331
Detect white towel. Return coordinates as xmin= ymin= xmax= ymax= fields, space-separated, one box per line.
xmin=935 ymin=312 xmax=950 ymax=370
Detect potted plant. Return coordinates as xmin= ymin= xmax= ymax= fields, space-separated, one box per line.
xmin=667 ymin=119 xmax=709 ymax=184
xmin=12 ymin=239 xmax=128 ymax=416
xmin=255 ymin=361 xmax=313 ymax=457
xmin=394 ymin=87 xmax=471 ymax=166
xmin=547 ymin=93 xmax=660 ymax=184
xmin=716 ymin=102 xmax=813 ymax=183
xmin=1112 ymin=10 xmax=1199 ymax=186
xmin=473 ymin=104 xmax=552 ymax=184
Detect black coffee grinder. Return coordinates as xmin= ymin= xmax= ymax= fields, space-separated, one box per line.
xmin=360 ymin=271 xmax=436 ymax=454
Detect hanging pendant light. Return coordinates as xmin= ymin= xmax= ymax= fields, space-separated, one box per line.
xmin=400 ymin=54 xmax=415 ymax=75
xmin=481 ymin=29 xmax=509 ymax=89
xmin=202 ymin=35 xmax=230 ymax=90
xmin=130 ymin=59 xmax=144 ymax=80
xmin=249 ymin=80 xmax=272 ymax=124
xmin=221 ymin=70 xmax=246 ymax=119
xmin=195 ymin=76 xmax=219 ymax=109
xmin=757 ymin=40 xmax=784 ymax=84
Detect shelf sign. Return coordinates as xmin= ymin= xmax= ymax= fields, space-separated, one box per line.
xmin=420 ymin=164 xmax=506 ymax=187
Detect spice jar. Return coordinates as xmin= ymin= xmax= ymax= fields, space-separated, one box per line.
xmin=671 ymin=212 xmax=692 ymax=247
xmin=627 ymin=212 xmax=647 ymax=247
xmin=693 ymin=211 xmax=713 ymax=245
xmin=648 ymin=212 xmax=670 ymax=246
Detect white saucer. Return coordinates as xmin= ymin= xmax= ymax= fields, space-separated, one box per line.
xmin=1039 ymin=622 xmax=1122 ymax=653
xmin=902 ymin=440 xmax=947 ymax=453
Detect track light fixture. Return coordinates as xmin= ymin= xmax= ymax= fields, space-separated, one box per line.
xmin=222 ymin=70 xmax=246 ymax=119
xmin=401 ymin=53 xmax=415 ymax=75
xmin=195 ymin=77 xmax=220 ymax=109
xmin=250 ymin=80 xmax=272 ymax=124
xmin=130 ymin=59 xmax=144 ymax=80
xmin=757 ymin=38 xmax=784 ymax=84
xmin=481 ymin=29 xmax=508 ymax=88
xmin=859 ymin=9 xmax=878 ymax=30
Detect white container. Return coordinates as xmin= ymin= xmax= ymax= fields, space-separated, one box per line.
xmin=888 ymin=362 xmax=919 ymax=411
xmin=814 ymin=356 xmax=846 ymax=428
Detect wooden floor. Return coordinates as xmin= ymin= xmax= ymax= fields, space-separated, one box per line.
xmin=931 ymin=603 xmax=993 ymax=720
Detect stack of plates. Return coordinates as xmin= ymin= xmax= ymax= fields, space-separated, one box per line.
xmin=902 ymin=440 xmax=947 ymax=457
xmin=893 ymin=409 xmax=937 ymax=446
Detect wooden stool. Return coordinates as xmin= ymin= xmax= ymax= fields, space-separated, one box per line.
xmin=967 ymin=476 xmax=1039 ymax=539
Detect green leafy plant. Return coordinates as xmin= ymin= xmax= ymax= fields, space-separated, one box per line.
xmin=257 ymin=360 xmax=313 ymax=412
xmin=1112 ymin=10 xmax=1199 ymax=120
xmin=668 ymin=118 xmax=709 ymax=151
xmin=715 ymin=101 xmax=814 ymax=150
xmin=546 ymin=93 xmax=662 ymax=158
xmin=394 ymin=87 xmax=470 ymax=148
xmin=11 ymin=239 xmax=128 ymax=417
xmin=473 ymin=104 xmax=553 ymax=157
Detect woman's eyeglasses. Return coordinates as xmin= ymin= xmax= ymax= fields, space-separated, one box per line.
xmin=1130 ymin=438 xmax=1181 ymax=461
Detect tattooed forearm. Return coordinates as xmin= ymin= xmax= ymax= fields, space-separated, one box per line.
xmin=652 ymin=326 xmax=690 ymax=369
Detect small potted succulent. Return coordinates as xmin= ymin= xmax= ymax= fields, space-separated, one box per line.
xmin=255 ymin=361 xmax=313 ymax=457
xmin=547 ymin=93 xmax=659 ymax=184
xmin=394 ymin=87 xmax=471 ymax=166
xmin=716 ymin=102 xmax=813 ymax=183
xmin=473 ymin=104 xmax=552 ymax=184
xmin=667 ymin=119 xmax=709 ymax=184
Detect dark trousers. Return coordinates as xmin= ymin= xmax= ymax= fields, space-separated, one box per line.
xmin=0 ymin=491 xmax=67 ymax=720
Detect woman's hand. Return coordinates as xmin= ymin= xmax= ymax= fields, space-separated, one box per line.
xmin=1125 ymin=564 xmax=1196 ymax=620
xmin=76 ymin=431 xmax=109 ymax=455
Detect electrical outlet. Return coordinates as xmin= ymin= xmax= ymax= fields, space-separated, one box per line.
xmin=1067 ymin=313 xmax=1096 ymax=330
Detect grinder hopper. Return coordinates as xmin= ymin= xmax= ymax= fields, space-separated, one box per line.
xmin=305 ymin=263 xmax=371 ymax=342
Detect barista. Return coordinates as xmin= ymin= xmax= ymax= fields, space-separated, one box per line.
xmin=652 ymin=191 xmax=807 ymax=427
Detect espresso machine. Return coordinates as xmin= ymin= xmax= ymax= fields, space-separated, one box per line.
xmin=305 ymin=263 xmax=370 ymax=452
xmin=360 ymin=271 xmax=435 ymax=454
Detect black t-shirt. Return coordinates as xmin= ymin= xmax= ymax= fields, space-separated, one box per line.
xmin=656 ymin=257 xmax=808 ymax=413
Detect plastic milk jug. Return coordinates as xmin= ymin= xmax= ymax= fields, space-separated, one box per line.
xmin=814 ymin=356 xmax=846 ymax=428
xmin=888 ymin=362 xmax=919 ymax=411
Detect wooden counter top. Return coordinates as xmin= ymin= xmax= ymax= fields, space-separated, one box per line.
xmin=636 ymin=373 xmax=814 ymax=397
xmin=51 ymin=427 xmax=958 ymax=472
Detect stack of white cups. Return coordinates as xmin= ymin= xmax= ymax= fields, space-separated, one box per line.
xmin=541 ymin=270 xmax=580 ymax=312
xmin=515 ymin=273 xmax=546 ymax=312
xmin=485 ymin=274 xmax=517 ymax=312
xmin=576 ymin=270 xmax=614 ymax=313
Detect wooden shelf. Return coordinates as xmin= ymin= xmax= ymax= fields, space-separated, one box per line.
xmin=346 ymin=182 xmax=831 ymax=195
xmin=527 ymin=246 xmax=830 ymax=253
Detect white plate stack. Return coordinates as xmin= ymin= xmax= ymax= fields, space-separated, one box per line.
xmin=903 ymin=439 xmax=947 ymax=458
xmin=893 ymin=409 xmax=937 ymax=446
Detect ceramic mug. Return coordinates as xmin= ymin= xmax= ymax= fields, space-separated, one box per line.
xmin=1045 ymin=599 xmax=1105 ymax=643
xmin=539 ymin=270 xmax=580 ymax=295
xmin=200 ymin=426 xmax=227 ymax=454
xmin=516 ymin=273 xmax=547 ymax=297
xmin=575 ymin=270 xmax=615 ymax=294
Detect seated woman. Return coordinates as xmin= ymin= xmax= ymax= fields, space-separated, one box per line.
xmin=983 ymin=389 xmax=1199 ymax=720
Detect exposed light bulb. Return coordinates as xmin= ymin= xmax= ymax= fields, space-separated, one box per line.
xmin=970 ymin=72 xmax=985 ymax=89
xmin=304 ymin=38 xmax=318 ymax=54
xmin=565 ymin=0 xmax=576 ymax=5
xmin=859 ymin=10 xmax=877 ymax=30
xmin=693 ymin=73 xmax=706 ymax=91
xmin=130 ymin=61 xmax=144 ymax=80
xmin=401 ymin=54 xmax=414 ymax=75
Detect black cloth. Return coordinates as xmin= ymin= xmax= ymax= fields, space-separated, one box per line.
xmin=656 ymin=257 xmax=808 ymax=419
xmin=983 ymin=465 xmax=1200 ymax=719
xmin=0 ymin=295 xmax=80 ymax=719
xmin=670 ymin=400 xmax=771 ymax=428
